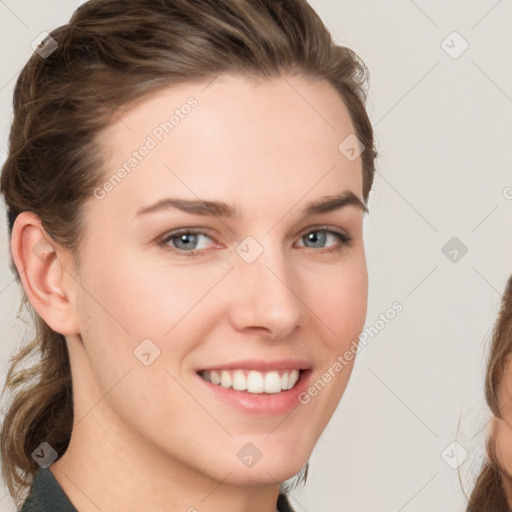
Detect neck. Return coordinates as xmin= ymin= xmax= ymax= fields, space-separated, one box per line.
xmin=50 ymin=411 xmax=281 ymax=512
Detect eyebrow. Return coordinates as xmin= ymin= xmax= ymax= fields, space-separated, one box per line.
xmin=135 ymin=190 xmax=368 ymax=219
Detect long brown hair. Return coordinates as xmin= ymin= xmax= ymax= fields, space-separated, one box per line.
xmin=0 ymin=0 xmax=377 ymax=505
xmin=467 ymin=274 xmax=512 ymax=510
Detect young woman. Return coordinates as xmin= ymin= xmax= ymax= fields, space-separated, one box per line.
xmin=467 ymin=274 xmax=512 ymax=511
xmin=0 ymin=1 xmax=377 ymax=510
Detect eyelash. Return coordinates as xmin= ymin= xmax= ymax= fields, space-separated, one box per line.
xmin=158 ymin=226 xmax=353 ymax=258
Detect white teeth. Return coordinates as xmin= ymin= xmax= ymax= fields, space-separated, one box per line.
xmin=220 ymin=370 xmax=232 ymax=389
xmin=210 ymin=370 xmax=221 ymax=385
xmin=280 ymin=372 xmax=289 ymax=390
xmin=232 ymin=370 xmax=246 ymax=391
xmin=247 ymin=371 xmax=264 ymax=393
xmin=264 ymin=371 xmax=282 ymax=393
xmin=288 ymin=369 xmax=299 ymax=389
xmin=200 ymin=368 xmax=302 ymax=393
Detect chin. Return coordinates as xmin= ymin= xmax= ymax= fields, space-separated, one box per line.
xmin=212 ymin=452 xmax=309 ymax=487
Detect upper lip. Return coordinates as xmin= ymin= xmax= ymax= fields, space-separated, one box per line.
xmin=197 ymin=359 xmax=312 ymax=373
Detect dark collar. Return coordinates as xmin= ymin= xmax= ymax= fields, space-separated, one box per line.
xmin=277 ymin=491 xmax=296 ymax=511
xmin=20 ymin=468 xmax=77 ymax=512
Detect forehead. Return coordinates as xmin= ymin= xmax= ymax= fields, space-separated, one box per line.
xmin=95 ymin=73 xmax=363 ymax=219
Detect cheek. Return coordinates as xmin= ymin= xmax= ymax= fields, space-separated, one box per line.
xmin=304 ymin=253 xmax=367 ymax=395
xmin=296 ymin=258 xmax=367 ymax=433
xmin=79 ymin=252 xmax=206 ymax=338
xmin=75 ymin=253 xmax=229 ymax=388
xmin=494 ymin=386 xmax=512 ymax=476
xmin=309 ymin=254 xmax=368 ymax=346
xmin=494 ymin=419 xmax=512 ymax=476
xmin=73 ymin=264 xmax=194 ymax=428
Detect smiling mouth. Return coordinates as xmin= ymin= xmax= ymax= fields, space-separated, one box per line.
xmin=198 ymin=368 xmax=303 ymax=394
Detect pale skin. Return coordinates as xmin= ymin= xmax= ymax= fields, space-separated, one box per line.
xmin=489 ymin=355 xmax=512 ymax=506
xmin=11 ymin=73 xmax=368 ymax=512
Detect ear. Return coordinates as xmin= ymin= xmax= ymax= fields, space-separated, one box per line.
xmin=10 ymin=211 xmax=80 ymax=335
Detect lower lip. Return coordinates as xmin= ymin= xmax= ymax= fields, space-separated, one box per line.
xmin=196 ymin=370 xmax=312 ymax=416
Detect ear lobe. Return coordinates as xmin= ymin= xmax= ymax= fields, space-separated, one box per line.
xmin=10 ymin=211 xmax=80 ymax=336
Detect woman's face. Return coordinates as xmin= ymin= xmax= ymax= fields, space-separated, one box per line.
xmin=67 ymin=73 xmax=368 ymax=485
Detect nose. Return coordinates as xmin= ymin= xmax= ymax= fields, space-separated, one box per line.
xmin=227 ymin=240 xmax=303 ymax=341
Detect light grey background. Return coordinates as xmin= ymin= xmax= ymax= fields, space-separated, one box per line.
xmin=1 ymin=1 xmax=511 ymax=511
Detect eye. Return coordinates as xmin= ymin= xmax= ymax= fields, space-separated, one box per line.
xmin=296 ymin=227 xmax=352 ymax=253
xmin=159 ymin=229 xmax=216 ymax=256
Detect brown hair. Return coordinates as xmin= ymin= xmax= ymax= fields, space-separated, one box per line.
xmin=0 ymin=0 xmax=377 ymax=504
xmin=467 ymin=274 xmax=512 ymax=510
